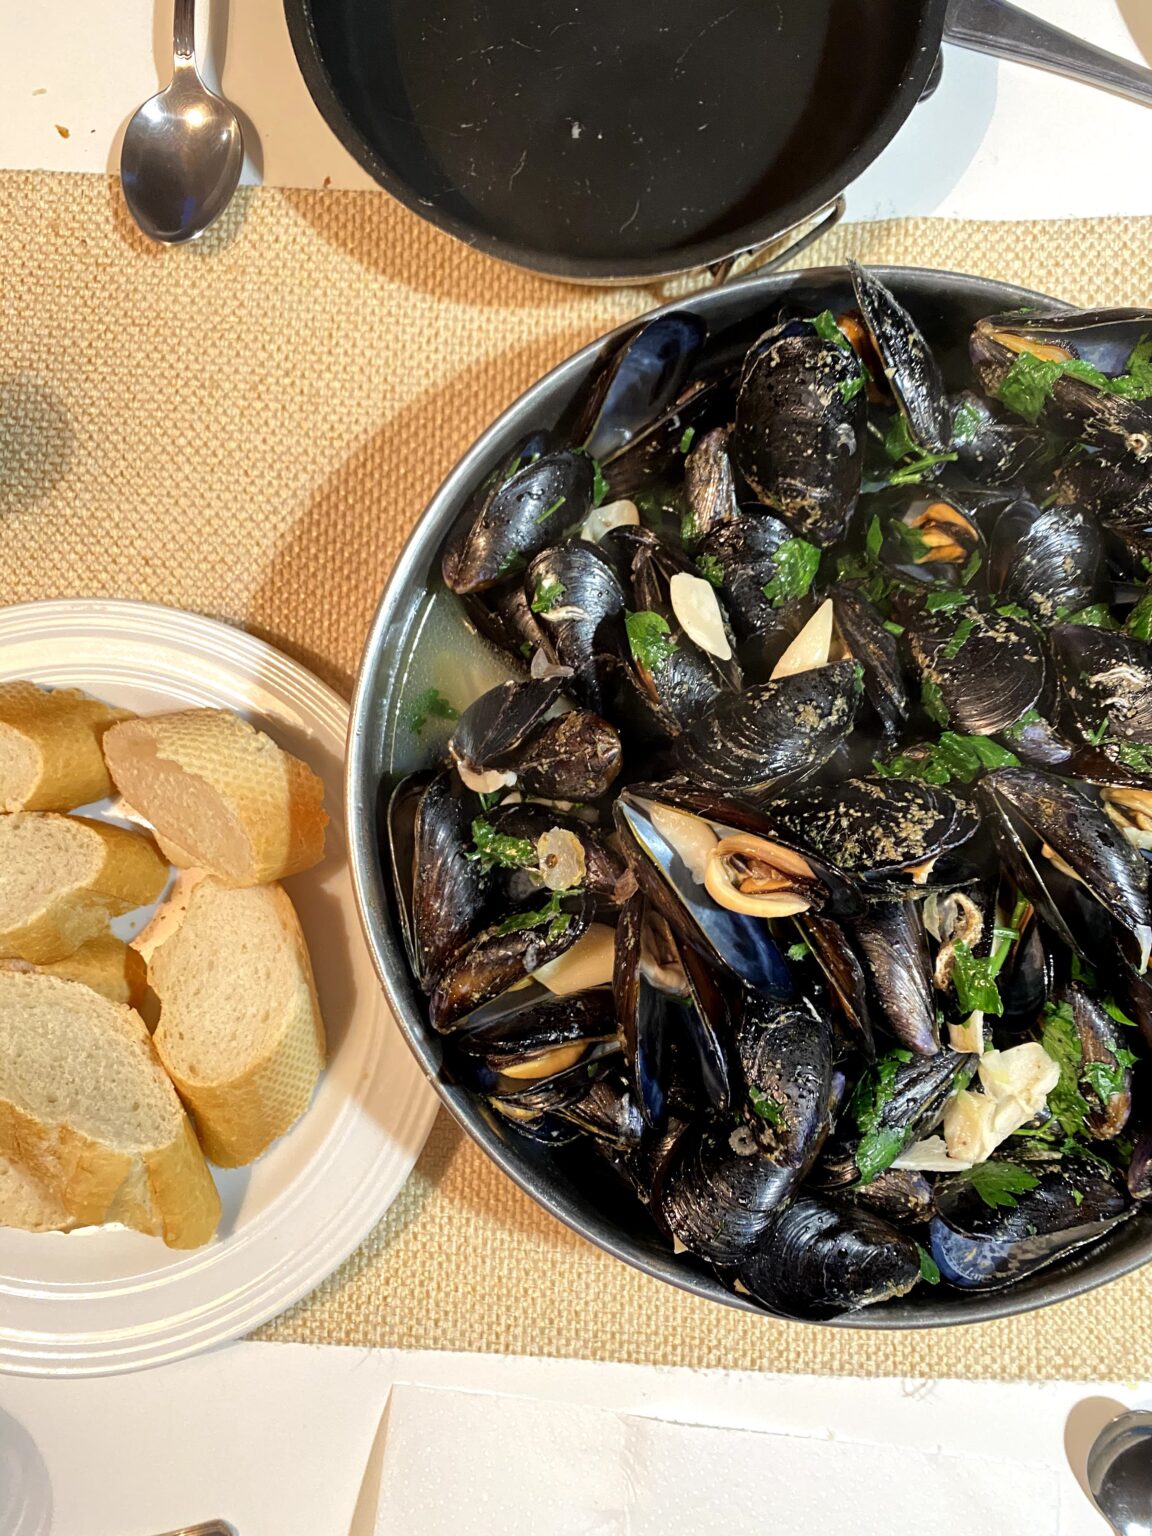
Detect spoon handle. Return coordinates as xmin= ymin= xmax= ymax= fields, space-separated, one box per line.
xmin=173 ymin=0 xmax=196 ymax=63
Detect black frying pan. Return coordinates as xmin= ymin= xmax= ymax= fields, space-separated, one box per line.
xmin=284 ymin=0 xmax=1152 ymax=282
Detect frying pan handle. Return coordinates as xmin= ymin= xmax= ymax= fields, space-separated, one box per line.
xmin=944 ymin=0 xmax=1152 ymax=107
xmin=705 ymin=196 xmax=846 ymax=288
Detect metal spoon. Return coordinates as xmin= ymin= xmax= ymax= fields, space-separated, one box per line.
xmin=120 ymin=0 xmax=244 ymax=243
xmin=1087 ymin=1409 xmax=1152 ymax=1535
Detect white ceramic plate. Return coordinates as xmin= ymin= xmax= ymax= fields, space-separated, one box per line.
xmin=0 ymin=599 xmax=438 ymax=1377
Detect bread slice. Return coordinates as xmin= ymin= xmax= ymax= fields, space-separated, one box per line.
xmin=102 ymin=710 xmax=327 ymax=885
xmin=0 ymin=813 xmax=169 ymax=963
xmin=0 ymin=681 xmax=131 ymax=813
xmin=149 ymin=877 xmax=326 ymax=1167
xmin=0 ymin=971 xmax=220 ymax=1247
xmin=0 ymin=1151 xmax=77 ymax=1232
xmin=0 ymin=933 xmax=147 ymax=1008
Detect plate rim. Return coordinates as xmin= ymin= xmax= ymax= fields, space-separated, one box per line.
xmin=0 ymin=597 xmax=439 ymax=1376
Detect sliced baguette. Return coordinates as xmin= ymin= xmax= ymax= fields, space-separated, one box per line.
xmin=0 ymin=933 xmax=147 ymax=1008
xmin=0 ymin=1151 xmax=77 ymax=1233
xmin=0 ymin=971 xmax=220 ymax=1247
xmin=0 ymin=681 xmax=131 ymax=813
xmin=149 ymin=877 xmax=326 ymax=1167
xmin=103 ymin=710 xmax=327 ymax=885
xmin=0 ymin=812 xmax=169 ymax=963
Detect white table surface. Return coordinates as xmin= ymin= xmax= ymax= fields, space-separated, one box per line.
xmin=2 ymin=0 xmax=1152 ymax=218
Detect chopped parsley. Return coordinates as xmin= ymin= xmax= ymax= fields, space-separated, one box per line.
xmin=407 ymin=687 xmax=458 ymax=733
xmin=996 ymin=602 xmax=1032 ymax=622
xmin=494 ymin=890 xmax=572 ymax=943
xmin=953 ymin=941 xmax=1005 ymax=1017
xmin=1042 ymin=999 xmax=1092 ymax=1138
xmin=678 ymin=426 xmax=696 ymax=454
xmin=943 ymin=616 xmax=977 ymax=660
xmin=695 ymin=553 xmax=725 ymax=588
xmin=889 ymin=518 xmax=933 ymax=563
xmin=749 ymin=1087 xmax=784 ymax=1126
xmin=960 ymin=1160 xmax=1040 ymax=1210
xmin=786 ymin=940 xmax=811 ymax=962
xmin=1002 ymin=705 xmax=1043 ymax=741
xmin=761 ymin=538 xmax=822 ymax=607
xmin=1126 ymin=591 xmax=1152 ymax=642
xmin=536 ymin=495 xmax=566 ymax=525
xmin=626 ymin=609 xmax=677 ymax=672
xmin=530 ymin=573 xmax=565 ymax=614
xmin=592 ymin=460 xmax=609 ymax=507
xmin=466 ymin=817 xmax=538 ymax=872
xmin=925 ymin=589 xmax=970 ymax=613
xmin=851 ymin=1046 xmax=915 ymax=1185
xmin=917 ymin=1245 xmax=942 ymax=1285
xmin=1065 ymin=602 xmax=1120 ymax=631
xmin=809 ymin=309 xmax=850 ymax=349
xmin=874 ymin=732 xmax=1018 ymax=788
xmin=1113 ymin=741 xmax=1152 ymax=774
xmin=997 ymin=335 xmax=1152 ymax=425
xmin=1104 ymin=998 xmax=1138 ymax=1029
xmin=883 ymin=620 xmax=905 ymax=637
xmin=884 ymin=413 xmax=917 ymax=463
xmin=921 ymin=675 xmax=949 ymax=726
xmin=951 ymin=399 xmax=984 ymax=444
xmin=866 ymin=514 xmax=884 ymax=562
xmin=840 ymin=372 xmax=867 ymax=404
xmin=1086 ymin=718 xmax=1111 ymax=747
xmin=680 ymin=504 xmax=701 ymax=545
xmin=881 ymin=412 xmax=958 ymax=484
xmin=960 ymin=549 xmax=983 ymax=586
xmin=1084 ymin=1051 xmax=1137 ymax=1105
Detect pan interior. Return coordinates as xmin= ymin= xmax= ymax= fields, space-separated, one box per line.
xmin=309 ymin=0 xmax=931 ymax=268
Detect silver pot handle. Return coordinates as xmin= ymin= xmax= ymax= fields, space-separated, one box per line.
xmin=705 ymin=195 xmax=846 ymax=287
xmin=945 ymin=0 xmax=1152 ymax=107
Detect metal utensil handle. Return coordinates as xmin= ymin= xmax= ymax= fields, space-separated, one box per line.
xmin=146 ymin=1522 xmax=234 ymax=1536
xmin=707 ymin=196 xmax=846 ymax=287
xmin=173 ymin=0 xmax=196 ymax=62
xmin=945 ymin=0 xmax=1152 ymax=108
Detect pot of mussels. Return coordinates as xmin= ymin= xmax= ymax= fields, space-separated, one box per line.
xmin=348 ymin=264 xmax=1152 ymax=1326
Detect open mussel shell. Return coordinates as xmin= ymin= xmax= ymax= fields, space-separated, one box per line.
xmin=848 ymin=899 xmax=940 ymax=1056
xmin=797 ymin=911 xmax=874 ymax=1059
xmin=762 ymin=775 xmax=980 ymax=890
xmin=449 ymin=678 xmax=563 ymax=781
xmin=1051 ymin=624 xmax=1152 ymax=746
xmin=735 ymin=1197 xmax=922 ymax=1320
xmin=674 ymin=660 xmax=861 ymax=797
xmin=850 ymin=262 xmax=951 ymax=456
xmin=695 ymin=511 xmax=797 ymax=644
xmin=949 ymin=390 xmax=1052 ymax=485
xmin=485 ymin=801 xmax=626 ymax=905
xmin=1056 ymin=982 xmax=1135 ymax=1140
xmin=575 ymin=311 xmax=708 ymax=466
xmin=389 ymin=769 xmax=489 ymax=991
xmin=525 ymin=542 xmax=627 ymax=713
xmin=655 ymin=1115 xmax=795 ymax=1267
xmin=443 ymin=449 xmax=595 ymax=593
xmin=999 ymin=918 xmax=1055 ymax=1037
xmin=929 ymin=1162 xmax=1133 ymax=1290
xmin=829 ymin=586 xmax=908 ymax=741
xmin=454 ymin=985 xmax=618 ymax=1076
xmin=614 ymin=793 xmax=792 ymax=999
xmin=729 ymin=318 xmax=866 ymax=548
xmin=878 ymin=490 xmax=984 ymax=588
xmin=987 ymin=498 xmax=1103 ymax=623
xmin=909 ymin=602 xmax=1046 ymax=738
xmin=554 ymin=1070 xmax=646 ymax=1150
xmin=736 ymin=992 xmax=835 ymax=1172
xmin=683 ymin=427 xmax=740 ymax=546
xmin=428 ymin=891 xmax=594 ymax=1031
xmin=848 ymin=1168 xmax=935 ymax=1226
xmin=614 ymin=893 xmax=672 ymax=1129
xmin=976 ymin=767 xmax=1152 ymax=975
xmin=1055 ymin=450 xmax=1152 ymax=561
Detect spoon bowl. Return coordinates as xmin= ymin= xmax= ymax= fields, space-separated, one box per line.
xmin=1088 ymin=1410 xmax=1152 ymax=1536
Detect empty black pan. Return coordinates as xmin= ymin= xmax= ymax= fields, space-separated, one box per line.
xmin=285 ymin=0 xmax=1152 ymax=282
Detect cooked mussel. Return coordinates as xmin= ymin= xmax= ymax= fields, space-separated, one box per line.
xmin=443 ymin=450 xmax=595 ymax=593
xmin=575 ymin=311 xmax=709 ymax=465
xmin=850 ymin=262 xmax=951 ymax=456
xmin=525 ymin=542 xmax=627 ymax=713
xmin=950 ymin=390 xmax=1052 ymax=485
xmin=449 ymin=679 xmax=563 ymax=793
xmin=1054 ymin=450 xmax=1152 ymax=561
xmin=909 ymin=601 xmax=1046 ymax=737
xmin=729 ymin=317 xmax=867 ymax=548
xmin=1053 ymin=981 xmax=1135 ymax=1140
xmin=682 ymin=427 xmax=740 ymax=545
xmin=849 ymin=1167 xmax=935 ymax=1226
xmin=987 ymin=498 xmax=1103 ymax=623
xmin=736 ymin=1197 xmax=922 ymax=1319
xmin=1051 ymin=624 xmax=1152 ymax=746
xmin=929 ymin=1160 xmax=1132 ymax=1289
xmin=849 ymin=899 xmax=940 ymax=1056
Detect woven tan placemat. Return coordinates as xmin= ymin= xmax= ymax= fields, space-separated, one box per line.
xmin=3 ymin=169 xmax=1152 ymax=1377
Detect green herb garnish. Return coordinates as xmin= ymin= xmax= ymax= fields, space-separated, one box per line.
xmin=531 ymin=574 xmax=565 ymax=614
xmin=809 ymin=309 xmax=850 ymax=348
xmin=944 ymin=616 xmax=977 ymax=660
xmin=749 ymin=1088 xmax=784 ymax=1126
xmin=1104 ymin=998 xmax=1137 ymax=1029
xmin=996 ymin=602 xmax=1032 ymax=622
xmin=997 ymin=336 xmax=1152 ymax=425
xmin=851 ymin=1046 xmax=915 ymax=1185
xmin=953 ymin=941 xmax=1005 ymax=1017
xmin=408 ymin=687 xmax=458 ymax=734
xmin=1127 ymin=592 xmax=1152 ymax=642
xmin=695 ymin=553 xmax=725 ymax=588
xmin=786 ymin=940 xmax=811 ymax=963
xmin=1002 ymin=705 xmax=1042 ymax=742
xmin=889 ymin=518 xmax=933 ymax=563
xmin=866 ymin=514 xmax=884 ymax=562
xmin=883 ymin=620 xmax=905 ymax=637
xmin=951 ymin=399 xmax=983 ymax=444
xmin=536 ymin=495 xmax=566 ymax=525
xmin=1113 ymin=741 xmax=1152 ymax=774
xmin=917 ymin=1245 xmax=942 ymax=1285
xmin=874 ymin=732 xmax=1018 ymax=788
xmin=466 ymin=817 xmax=537 ymax=872
xmin=626 ymin=609 xmax=677 ymax=672
xmin=921 ymin=675 xmax=949 ymax=726
xmin=494 ymin=890 xmax=572 ymax=943
xmin=1084 ymin=1050 xmax=1137 ymax=1105
xmin=1065 ymin=602 xmax=1120 ymax=630
xmin=761 ymin=538 xmax=822 ymax=607
xmin=678 ymin=426 xmax=696 ymax=454
xmin=1042 ymin=999 xmax=1092 ymax=1138
xmin=884 ymin=412 xmax=917 ymax=463
xmin=960 ymin=1161 xmax=1040 ymax=1210
xmin=592 ymin=460 xmax=609 ymax=507
xmin=840 ymin=372 xmax=867 ymax=404
xmin=960 ymin=549 xmax=983 ymax=586
xmin=925 ymin=589 xmax=970 ymax=613
xmin=1087 ymin=718 xmax=1111 ymax=747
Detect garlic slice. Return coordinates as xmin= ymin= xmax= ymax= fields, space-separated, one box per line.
xmin=942 ymin=1042 xmax=1060 ymax=1165
xmin=669 ymin=572 xmax=732 ymax=660
xmin=770 ymin=598 xmax=835 ymax=680
xmin=532 ymin=923 xmax=616 ymax=995
xmin=536 ymin=827 xmax=586 ymax=892
xmin=649 ymin=801 xmax=718 ymax=884
xmin=948 ymin=1011 xmax=985 ymax=1055
xmin=892 ymin=1135 xmax=974 ymax=1174
xmin=580 ymin=498 xmax=640 ymax=542
xmin=456 ymin=762 xmax=517 ymax=795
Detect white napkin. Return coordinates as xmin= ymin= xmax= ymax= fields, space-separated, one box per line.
xmin=371 ymin=1384 xmax=1059 ymax=1535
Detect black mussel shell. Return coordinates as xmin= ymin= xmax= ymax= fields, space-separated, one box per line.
xmin=849 ymin=1167 xmax=935 ymax=1226
xmin=1128 ymin=1121 xmax=1152 ymax=1200
xmin=678 ymin=941 xmax=735 ymax=1113
xmin=850 ymin=262 xmax=950 ymax=455
xmin=486 ymin=801 xmax=626 ymax=904
xmin=1055 ymin=450 xmax=1152 ymax=561
xmin=576 ymin=311 xmax=708 ymax=465
xmin=930 ymin=1161 xmax=1132 ymax=1290
xmin=909 ymin=602 xmax=1046 ymax=737
xmin=1051 ymin=624 xmax=1152 ymax=746
xmin=525 ymin=542 xmax=627 ymax=713
xmin=977 ymin=768 xmax=1152 ymax=973
xmin=831 ymin=586 xmax=908 ymax=740
xmin=950 ymin=390 xmax=1052 ymax=485
xmin=428 ymin=892 xmax=594 ymax=1030
xmin=614 ymin=794 xmax=793 ymax=999
xmin=798 ymin=911 xmax=875 ymax=1058
xmin=449 ymin=679 xmax=564 ymax=777
xmin=762 ymin=775 xmax=980 ymax=886
xmin=1056 ymin=981 xmax=1135 ymax=1139
xmin=398 ymin=770 xmax=490 ymax=991
xmin=696 ymin=511 xmax=797 ymax=644
xmin=614 ymin=892 xmax=672 ymax=1129
xmin=454 ymin=985 xmax=617 ymax=1071
xmin=736 ymin=1197 xmax=922 ymax=1319
xmin=487 ymin=1101 xmax=583 ymax=1146
xmin=736 ymin=992 xmax=835 ymax=1173
xmin=555 ymin=1070 xmax=646 ymax=1149
xmin=444 ymin=450 xmax=595 ymax=593
xmin=514 ymin=710 xmax=623 ymax=801
xmin=730 ymin=318 xmax=866 ymax=548
xmin=848 ymin=899 xmax=940 ymax=1056
xmin=1001 ymin=708 xmax=1073 ymax=769
xmin=655 ymin=1114 xmax=797 ymax=1266
xmin=878 ymin=490 xmax=983 ymax=589
xmin=683 ymin=427 xmax=740 ymax=546
xmin=987 ymin=498 xmax=1102 ymax=623
xmin=674 ymin=661 xmax=861 ymax=796
xmin=999 ymin=918 xmax=1054 ymax=1036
